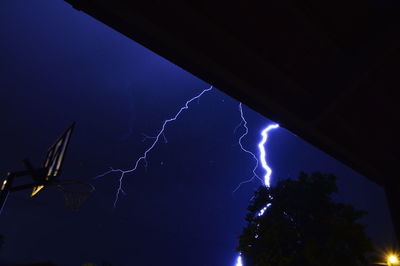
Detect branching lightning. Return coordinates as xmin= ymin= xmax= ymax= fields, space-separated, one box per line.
xmin=233 ymin=103 xmax=279 ymax=191
xmin=96 ymin=86 xmax=278 ymax=266
xmin=95 ymin=86 xmax=213 ymax=207
xmin=234 ymin=104 xmax=279 ymax=266
xmin=233 ymin=103 xmax=263 ymax=193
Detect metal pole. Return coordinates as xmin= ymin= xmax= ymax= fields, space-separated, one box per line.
xmin=0 ymin=172 xmax=15 ymax=214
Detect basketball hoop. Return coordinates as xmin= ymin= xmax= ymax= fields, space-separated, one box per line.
xmin=57 ymin=180 xmax=95 ymax=211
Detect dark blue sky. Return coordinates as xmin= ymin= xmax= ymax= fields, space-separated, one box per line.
xmin=0 ymin=1 xmax=396 ymax=265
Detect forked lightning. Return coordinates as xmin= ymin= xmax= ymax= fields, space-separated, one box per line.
xmin=95 ymin=86 xmax=213 ymax=207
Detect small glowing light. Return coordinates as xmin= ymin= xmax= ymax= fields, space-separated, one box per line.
xmin=1 ymin=180 xmax=7 ymax=190
xmin=30 ymin=185 xmax=44 ymax=197
xmin=388 ymin=255 xmax=398 ymax=264
xmin=258 ymin=203 xmax=271 ymax=216
xmin=235 ymin=255 xmax=243 ymax=266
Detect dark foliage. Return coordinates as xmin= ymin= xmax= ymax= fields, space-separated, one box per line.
xmin=238 ymin=172 xmax=374 ymax=266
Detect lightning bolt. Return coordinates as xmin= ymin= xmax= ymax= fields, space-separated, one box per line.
xmin=233 ymin=103 xmax=279 ymax=191
xmin=235 ymin=112 xmax=279 ymax=266
xmin=235 ymin=255 xmax=243 ymax=266
xmin=95 ymin=88 xmax=277 ymax=266
xmin=233 ymin=103 xmax=263 ymax=193
xmin=258 ymin=124 xmax=279 ymax=187
xmin=95 ymin=86 xmax=213 ymax=207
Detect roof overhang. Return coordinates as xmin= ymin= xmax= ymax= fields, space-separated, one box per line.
xmin=65 ymin=0 xmax=400 ymax=186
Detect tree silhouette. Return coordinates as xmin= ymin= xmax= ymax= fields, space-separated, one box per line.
xmin=238 ymin=172 xmax=374 ymax=266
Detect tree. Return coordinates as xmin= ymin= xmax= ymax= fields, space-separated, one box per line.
xmin=238 ymin=172 xmax=374 ymax=266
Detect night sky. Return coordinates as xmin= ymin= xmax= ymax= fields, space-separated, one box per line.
xmin=0 ymin=1 xmax=396 ymax=265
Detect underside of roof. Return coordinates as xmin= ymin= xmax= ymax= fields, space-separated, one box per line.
xmin=65 ymin=0 xmax=400 ymax=186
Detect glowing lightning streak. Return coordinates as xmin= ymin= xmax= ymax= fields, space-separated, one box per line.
xmin=235 ymin=110 xmax=279 ymax=266
xmin=96 ymin=86 xmax=213 ymax=207
xmin=258 ymin=124 xmax=279 ymax=187
xmin=235 ymin=255 xmax=243 ymax=266
xmin=233 ymin=103 xmax=263 ymax=193
xmin=96 ymin=91 xmax=276 ymax=265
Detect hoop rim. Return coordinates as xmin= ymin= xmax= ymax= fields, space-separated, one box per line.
xmin=55 ymin=179 xmax=95 ymax=211
xmin=55 ymin=179 xmax=95 ymax=193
